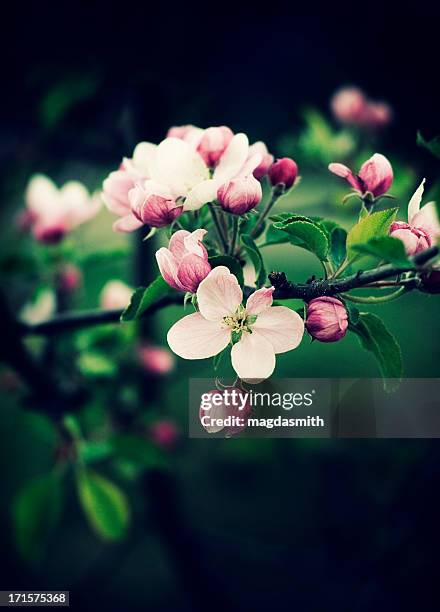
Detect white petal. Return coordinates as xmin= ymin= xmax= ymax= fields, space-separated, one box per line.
xmin=253 ymin=306 xmax=304 ymax=353
xmin=231 ymin=331 xmax=276 ymax=382
xmin=167 ymin=312 xmax=230 ymax=359
xmin=236 ymin=152 xmax=263 ymax=178
xmin=25 ymin=174 xmax=59 ymax=217
xmin=132 ymin=142 xmax=157 ymax=176
xmin=197 ymin=266 xmax=243 ymax=321
xmin=150 ymin=137 xmax=209 ymax=197
xmin=412 ymin=201 xmax=440 ymax=240
xmin=408 ymin=178 xmax=425 ymax=225
xmin=245 ymin=287 xmax=274 ymax=315
xmin=214 ymin=133 xmax=249 ymax=184
xmin=184 ymin=179 xmax=218 ymax=211
xmin=112 ymin=213 xmax=143 ymax=232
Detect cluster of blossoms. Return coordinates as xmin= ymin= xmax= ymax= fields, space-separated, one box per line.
xmin=331 ymin=87 xmax=392 ymax=130
xmin=102 ymin=124 xmax=298 ymax=232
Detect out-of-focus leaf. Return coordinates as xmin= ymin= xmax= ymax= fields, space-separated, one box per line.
xmin=77 ymin=351 xmax=116 ymax=377
xmin=241 ymin=234 xmax=266 ymax=287
xmin=76 ymin=468 xmax=129 ymax=541
xmin=12 ymin=472 xmax=62 ymax=562
xmin=75 ymin=246 xmax=130 ymax=266
xmin=78 ymin=440 xmax=113 ymax=464
xmin=349 ymin=312 xmax=403 ymax=392
xmin=209 ymin=255 xmax=244 ymax=287
xmin=417 ymin=131 xmax=440 ymax=160
xmin=39 ymin=73 xmax=100 ymax=130
xmin=351 ymin=236 xmax=411 ymax=267
xmin=272 ymin=215 xmax=329 ymax=261
xmin=111 ymin=434 xmax=166 ymax=468
xmin=346 ymin=208 xmax=398 ymax=262
xmin=121 ymin=277 xmax=172 ymax=322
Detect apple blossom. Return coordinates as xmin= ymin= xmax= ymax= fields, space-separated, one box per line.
xmin=331 ymin=87 xmax=392 ymax=129
xmin=56 ymin=264 xmax=82 ymax=294
xmin=248 ymin=141 xmax=274 ymax=180
xmin=199 ymin=387 xmax=252 ymax=436
xmin=24 ymin=175 xmax=102 ymax=244
xmin=100 ymin=280 xmax=133 ymax=310
xmin=167 ymin=124 xmax=204 ymax=146
xmin=129 ymin=183 xmax=183 ymax=228
xmin=102 ymin=141 xmax=157 ymax=232
xmin=389 ymin=179 xmax=440 ymax=255
xmin=156 ymin=229 xmax=211 ymax=293
xmin=328 ymin=153 xmax=393 ymax=199
xmin=197 ymin=126 xmax=234 ymax=167
xmin=167 ymin=266 xmax=304 ymax=381
xmin=305 ymin=296 xmax=348 ymax=343
xmin=268 ymin=158 xmax=298 ymax=190
xmin=138 ymin=344 xmax=175 ymax=374
xmin=217 ymin=175 xmax=262 ymax=215
xmin=149 ymin=420 xmax=179 ymax=448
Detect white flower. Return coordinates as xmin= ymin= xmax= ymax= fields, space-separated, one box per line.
xmin=167 ymin=267 xmax=304 ymax=382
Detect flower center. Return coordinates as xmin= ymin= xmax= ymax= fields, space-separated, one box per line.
xmin=222 ymin=306 xmax=256 ymax=334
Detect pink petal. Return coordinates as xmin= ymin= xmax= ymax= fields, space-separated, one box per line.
xmin=231 ymin=331 xmax=276 ymax=382
xmin=328 ymin=163 xmax=361 ymax=191
xmin=412 ymin=202 xmax=440 ymax=240
xmin=155 ymin=248 xmax=185 ymax=291
xmin=102 ymin=170 xmax=134 ymax=215
xmin=112 ymin=213 xmax=143 ymax=233
xmin=358 ymin=153 xmax=393 ymax=197
xmin=177 ymin=254 xmax=211 ymax=293
xmin=168 ymin=230 xmax=191 ymax=260
xmin=183 ymin=228 xmax=208 ymax=259
xmin=253 ymin=306 xmax=304 ymax=353
xmin=245 ymin=287 xmax=275 ymax=315
xmin=389 ymin=228 xmax=418 ymax=255
xmin=167 ymin=312 xmax=230 ymax=359
xmin=197 ymin=266 xmax=243 ymax=321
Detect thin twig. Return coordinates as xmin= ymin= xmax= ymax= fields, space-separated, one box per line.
xmin=208 ymin=204 xmax=229 ymax=253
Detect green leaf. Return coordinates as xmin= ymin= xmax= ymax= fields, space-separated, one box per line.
xmin=121 ymin=277 xmax=172 ymax=322
xmin=417 ymin=131 xmax=440 ymax=160
xmin=263 ymin=223 xmax=290 ymax=246
xmin=76 ymin=468 xmax=130 ymax=541
xmin=349 ymin=313 xmax=403 ymax=392
xmin=351 ymin=236 xmax=411 ymax=267
xmin=240 ymin=234 xmax=266 ymax=287
xmin=346 ymin=208 xmax=398 ymax=262
xmin=77 ymin=351 xmax=117 ymax=377
xmin=209 ymin=255 xmax=244 ymax=287
xmin=330 ymin=228 xmax=347 ymax=268
xmin=12 ymin=472 xmax=62 ymax=562
xmin=111 ymin=434 xmax=166 ymax=469
xmin=272 ymin=215 xmax=329 ymax=261
xmin=78 ymin=440 xmax=113 ymax=464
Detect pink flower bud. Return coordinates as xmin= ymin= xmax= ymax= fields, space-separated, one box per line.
xmin=138 ymin=344 xmax=175 ymax=375
xmin=197 ymin=126 xmax=234 ymax=167
xmin=199 ymin=387 xmax=252 ymax=437
xmin=167 ymin=124 xmax=199 ymax=140
xmin=331 ymin=87 xmax=367 ymax=124
xmin=389 ymin=221 xmax=431 ymax=256
xmin=33 ymin=224 xmax=67 ymax=245
xmin=248 ymin=141 xmax=274 ymax=180
xmin=129 ymin=184 xmax=183 ymax=228
xmin=149 ymin=420 xmax=179 ymax=449
xmin=305 ymin=296 xmax=348 ymax=343
xmin=56 ymin=264 xmax=82 ymax=293
xmin=268 ymin=158 xmax=298 ymax=189
xmin=217 ymin=175 xmax=262 ymax=215
xmin=363 ymin=102 xmax=392 ymax=129
xmin=156 ymin=229 xmax=211 ymax=293
xmin=329 ymin=153 xmax=393 ymax=198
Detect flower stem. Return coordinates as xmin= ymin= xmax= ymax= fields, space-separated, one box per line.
xmin=342 ymin=286 xmax=408 ymax=304
xmin=250 ymin=189 xmax=280 ymax=238
xmin=229 ymin=216 xmax=239 ymax=256
xmin=209 ymin=204 xmax=229 ymax=253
